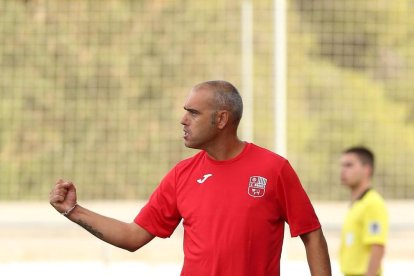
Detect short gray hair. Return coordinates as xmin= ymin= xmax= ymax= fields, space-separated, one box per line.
xmin=194 ymin=80 xmax=243 ymax=126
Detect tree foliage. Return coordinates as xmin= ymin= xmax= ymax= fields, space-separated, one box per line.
xmin=0 ymin=0 xmax=413 ymax=200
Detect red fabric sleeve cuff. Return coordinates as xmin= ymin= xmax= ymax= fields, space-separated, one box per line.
xmin=290 ymin=223 xmax=321 ymax=237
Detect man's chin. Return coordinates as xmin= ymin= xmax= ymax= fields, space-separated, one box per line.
xmin=341 ymin=182 xmax=356 ymax=189
xmin=183 ymin=141 xmax=195 ymax=149
xmin=184 ymin=141 xmax=201 ymax=150
xmin=340 ymin=181 xmax=349 ymax=187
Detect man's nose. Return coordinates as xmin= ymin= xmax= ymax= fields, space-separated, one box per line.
xmin=180 ymin=113 xmax=188 ymax=125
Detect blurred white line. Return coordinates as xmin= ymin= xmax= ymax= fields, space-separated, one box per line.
xmin=0 ymin=260 xmax=413 ymax=276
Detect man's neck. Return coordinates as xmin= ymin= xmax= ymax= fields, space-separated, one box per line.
xmin=351 ymin=181 xmax=371 ymax=202
xmin=205 ymin=138 xmax=246 ymax=161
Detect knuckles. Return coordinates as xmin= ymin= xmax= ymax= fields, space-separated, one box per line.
xmin=50 ymin=179 xmax=76 ymax=208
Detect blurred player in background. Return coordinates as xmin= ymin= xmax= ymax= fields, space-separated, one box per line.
xmin=50 ymin=80 xmax=331 ymax=276
xmin=339 ymin=147 xmax=389 ymax=276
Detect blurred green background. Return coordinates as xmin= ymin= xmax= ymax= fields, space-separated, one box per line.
xmin=0 ymin=0 xmax=413 ymax=200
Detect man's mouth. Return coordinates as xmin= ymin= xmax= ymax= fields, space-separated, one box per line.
xmin=183 ymin=129 xmax=190 ymax=138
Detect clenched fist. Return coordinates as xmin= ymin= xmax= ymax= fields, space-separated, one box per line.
xmin=49 ymin=179 xmax=78 ymax=215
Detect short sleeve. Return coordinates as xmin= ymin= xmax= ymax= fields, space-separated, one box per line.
xmin=134 ymin=167 xmax=182 ymax=238
xmin=362 ymin=198 xmax=388 ymax=245
xmin=276 ymin=161 xmax=321 ymax=237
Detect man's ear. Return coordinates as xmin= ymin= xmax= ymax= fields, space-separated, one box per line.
xmin=366 ymin=164 xmax=374 ymax=178
xmin=216 ymin=110 xmax=229 ymax=129
xmin=361 ymin=163 xmax=372 ymax=178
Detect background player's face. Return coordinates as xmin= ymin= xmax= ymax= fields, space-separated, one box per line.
xmin=340 ymin=153 xmax=370 ymax=189
xmin=180 ymin=88 xmax=219 ymax=149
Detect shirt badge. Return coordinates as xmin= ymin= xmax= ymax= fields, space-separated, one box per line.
xmin=369 ymin=221 xmax=381 ymax=234
xmin=247 ymin=176 xmax=267 ymax=198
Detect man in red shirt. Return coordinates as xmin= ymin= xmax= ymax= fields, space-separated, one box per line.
xmin=50 ymin=80 xmax=331 ymax=275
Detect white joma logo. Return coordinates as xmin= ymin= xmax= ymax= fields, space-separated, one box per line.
xmin=197 ymin=174 xmax=213 ymax=184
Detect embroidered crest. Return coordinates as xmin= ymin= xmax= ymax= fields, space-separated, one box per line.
xmin=248 ymin=176 xmax=267 ymax=198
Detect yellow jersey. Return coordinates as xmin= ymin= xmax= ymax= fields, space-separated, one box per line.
xmin=340 ymin=189 xmax=388 ymax=275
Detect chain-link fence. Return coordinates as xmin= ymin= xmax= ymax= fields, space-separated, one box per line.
xmin=1 ymin=0 xmax=413 ymax=200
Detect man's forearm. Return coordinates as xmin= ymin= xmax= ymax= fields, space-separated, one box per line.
xmin=365 ymin=244 xmax=384 ymax=276
xmin=301 ymin=228 xmax=332 ymax=276
xmin=67 ymin=204 xmax=154 ymax=251
xmin=74 ymin=216 xmax=105 ymax=240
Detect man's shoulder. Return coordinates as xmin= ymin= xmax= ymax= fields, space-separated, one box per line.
xmin=248 ymin=143 xmax=287 ymax=162
xmin=366 ymin=189 xmax=385 ymax=201
xmin=363 ymin=189 xmax=387 ymax=209
xmin=174 ymin=150 xmax=205 ymax=169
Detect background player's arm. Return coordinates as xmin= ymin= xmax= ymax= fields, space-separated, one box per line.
xmin=300 ymin=228 xmax=332 ymax=276
xmin=362 ymin=198 xmax=388 ymax=275
xmin=365 ymin=244 xmax=385 ymax=276
xmin=50 ymin=180 xmax=155 ymax=252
